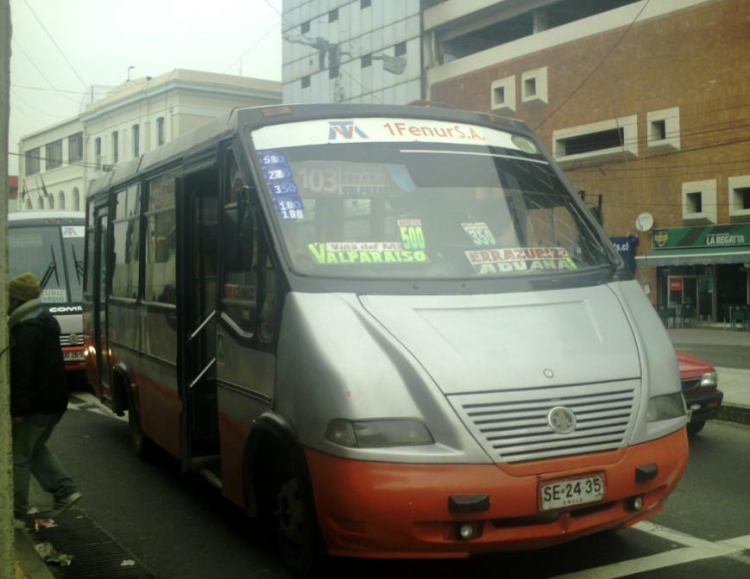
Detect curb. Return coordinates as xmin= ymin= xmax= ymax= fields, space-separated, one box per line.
xmin=14 ymin=528 xmax=56 ymax=579
xmin=716 ymin=403 xmax=750 ymax=426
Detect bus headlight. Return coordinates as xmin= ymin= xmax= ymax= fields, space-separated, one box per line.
xmin=325 ymin=418 xmax=435 ymax=448
xmin=647 ymin=393 xmax=687 ymax=422
xmin=700 ymin=371 xmax=718 ymax=388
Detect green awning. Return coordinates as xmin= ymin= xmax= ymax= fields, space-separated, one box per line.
xmin=637 ymin=246 xmax=750 ymax=266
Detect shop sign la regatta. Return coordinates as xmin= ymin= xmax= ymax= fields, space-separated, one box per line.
xmin=652 ymin=224 xmax=750 ymax=249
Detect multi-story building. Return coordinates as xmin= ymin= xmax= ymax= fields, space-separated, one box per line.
xmin=282 ymin=0 xmax=427 ymax=104
xmin=281 ymin=0 xmax=750 ymax=322
xmin=17 ymin=69 xmax=281 ymax=213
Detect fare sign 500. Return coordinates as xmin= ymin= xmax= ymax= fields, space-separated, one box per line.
xmin=540 ymin=474 xmax=605 ymax=511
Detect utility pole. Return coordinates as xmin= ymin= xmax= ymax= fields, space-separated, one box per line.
xmin=1 ymin=0 xmax=14 ymax=577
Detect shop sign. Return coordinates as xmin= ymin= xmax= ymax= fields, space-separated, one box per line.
xmin=670 ymin=278 xmax=683 ymax=291
xmin=610 ymin=236 xmax=638 ymax=272
xmin=652 ymin=224 xmax=750 ymax=249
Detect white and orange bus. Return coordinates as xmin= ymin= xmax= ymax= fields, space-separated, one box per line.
xmin=9 ymin=211 xmax=86 ymax=374
xmin=83 ymin=104 xmax=689 ymax=576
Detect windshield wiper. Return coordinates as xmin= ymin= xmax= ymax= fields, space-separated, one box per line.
xmin=71 ymin=244 xmax=83 ymax=284
xmin=40 ymin=245 xmax=60 ymax=290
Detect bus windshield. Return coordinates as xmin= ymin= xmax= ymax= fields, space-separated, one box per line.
xmin=249 ymin=118 xmax=614 ymax=280
xmin=9 ymin=223 xmax=85 ymax=304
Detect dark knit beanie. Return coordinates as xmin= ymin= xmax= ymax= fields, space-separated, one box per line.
xmin=9 ymin=272 xmax=41 ymax=303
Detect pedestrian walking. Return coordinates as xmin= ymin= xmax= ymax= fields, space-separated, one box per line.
xmin=8 ymin=272 xmax=81 ymax=529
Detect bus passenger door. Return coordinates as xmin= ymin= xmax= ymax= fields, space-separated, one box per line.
xmin=93 ymin=208 xmax=112 ymax=401
xmin=178 ymin=166 xmax=220 ymax=472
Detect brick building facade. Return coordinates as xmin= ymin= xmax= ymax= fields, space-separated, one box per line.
xmin=428 ymin=0 xmax=750 ymax=323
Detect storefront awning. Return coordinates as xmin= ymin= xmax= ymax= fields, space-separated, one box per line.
xmin=637 ymin=246 xmax=750 ymax=266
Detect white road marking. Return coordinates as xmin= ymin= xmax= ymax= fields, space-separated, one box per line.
xmin=67 ymin=391 xmax=126 ymax=421
xmin=554 ymin=523 xmax=750 ymax=578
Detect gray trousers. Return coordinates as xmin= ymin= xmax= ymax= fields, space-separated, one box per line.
xmin=12 ymin=412 xmax=77 ymax=519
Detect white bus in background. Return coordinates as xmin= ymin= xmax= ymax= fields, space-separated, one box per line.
xmin=8 ymin=211 xmax=86 ymax=376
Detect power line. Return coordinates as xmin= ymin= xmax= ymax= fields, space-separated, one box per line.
xmin=222 ymin=17 xmax=281 ymax=75
xmin=8 ymin=150 xmax=100 ymax=171
xmin=532 ymin=0 xmax=651 ymax=132
xmin=22 ymin=0 xmax=88 ymax=90
xmin=11 ymin=38 xmax=80 ymax=104
xmin=262 ymin=0 xmax=385 ymax=103
xmin=10 ymin=89 xmax=71 ymax=121
xmin=11 ymin=83 xmax=89 ymax=95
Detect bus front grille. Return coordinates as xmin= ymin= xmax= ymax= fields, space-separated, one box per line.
xmin=60 ymin=334 xmax=84 ymax=347
xmin=449 ymin=380 xmax=638 ymax=463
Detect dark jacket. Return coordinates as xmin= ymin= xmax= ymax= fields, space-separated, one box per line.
xmin=9 ymin=299 xmax=68 ymax=416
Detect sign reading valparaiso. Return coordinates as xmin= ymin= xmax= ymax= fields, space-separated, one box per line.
xmin=308 ymin=242 xmax=428 ymax=264
xmin=652 ymin=224 xmax=750 ymax=249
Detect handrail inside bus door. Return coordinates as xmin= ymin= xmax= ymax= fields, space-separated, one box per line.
xmin=189 ymin=358 xmax=216 ymax=390
xmin=189 ymin=309 xmax=216 ymax=342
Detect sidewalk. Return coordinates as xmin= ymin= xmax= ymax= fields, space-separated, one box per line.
xmin=13 ymin=327 xmax=750 ymax=578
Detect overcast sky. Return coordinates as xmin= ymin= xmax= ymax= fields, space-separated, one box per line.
xmin=8 ymin=0 xmax=283 ymax=173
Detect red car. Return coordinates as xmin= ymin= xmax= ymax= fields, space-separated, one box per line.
xmin=676 ymin=351 xmax=724 ymax=436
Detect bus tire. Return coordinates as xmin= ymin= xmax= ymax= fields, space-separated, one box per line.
xmin=270 ymin=453 xmax=326 ymax=577
xmin=687 ymin=421 xmax=705 ymax=436
xmin=127 ymin=390 xmax=155 ymax=461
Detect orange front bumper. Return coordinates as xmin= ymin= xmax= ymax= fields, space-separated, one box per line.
xmin=306 ymin=428 xmax=688 ymax=559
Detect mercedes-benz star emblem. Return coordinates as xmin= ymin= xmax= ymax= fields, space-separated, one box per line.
xmin=547 ymin=406 xmax=577 ymax=434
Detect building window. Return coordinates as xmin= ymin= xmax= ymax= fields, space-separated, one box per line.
xmin=58 ymin=191 xmax=66 ymax=210
xmin=553 ymin=115 xmax=638 ymax=168
xmin=45 ymin=140 xmax=63 ymax=170
xmin=521 ymin=67 xmax=548 ymax=107
xmin=94 ymin=137 xmax=102 ymax=169
xmin=361 ymin=54 xmax=372 ymax=68
xmin=647 ymin=107 xmax=681 ymax=154
xmin=301 ymin=75 xmax=311 ymax=89
xmin=73 ymin=187 xmax=81 ymax=211
xmin=68 ymin=132 xmax=83 ymax=163
xmin=682 ymin=180 xmax=717 ymax=224
xmin=329 ymin=66 xmax=339 ymax=79
xmin=361 ymin=0 xmax=371 ymax=8
xmin=395 ymin=42 xmax=407 ymax=57
xmin=490 ymin=76 xmax=516 ymax=113
xmin=157 ymin=117 xmax=165 ymax=146
xmin=112 ymin=131 xmax=119 ymax=163
xmin=301 ymin=21 xmax=310 ymax=34
xmin=729 ymin=176 xmax=750 ymax=222
xmin=686 ymin=192 xmax=702 ymax=213
xmin=26 ymin=147 xmax=40 ymax=175
xmin=132 ymin=124 xmax=140 ymax=157
xmin=329 ymin=9 xmax=338 ymax=22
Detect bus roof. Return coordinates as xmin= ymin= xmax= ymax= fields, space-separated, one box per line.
xmin=9 ymin=211 xmax=85 ymax=225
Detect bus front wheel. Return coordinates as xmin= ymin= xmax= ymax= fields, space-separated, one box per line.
xmin=270 ymin=455 xmax=325 ymax=577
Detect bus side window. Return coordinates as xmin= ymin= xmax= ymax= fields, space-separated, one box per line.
xmin=221 ymin=152 xmax=258 ymax=335
xmin=145 ymin=174 xmax=177 ymax=305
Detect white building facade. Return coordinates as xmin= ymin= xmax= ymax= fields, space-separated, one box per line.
xmin=17 ymin=69 xmax=281 ymax=213
xmin=18 ymin=117 xmax=85 ymax=212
